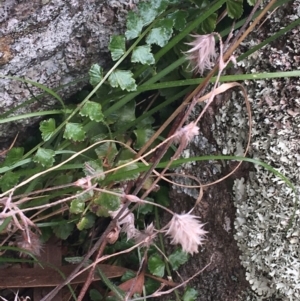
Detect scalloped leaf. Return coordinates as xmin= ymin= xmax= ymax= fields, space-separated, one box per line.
xmin=201 ymin=12 xmax=217 ymax=33
xmin=151 ymin=0 xmax=169 ymax=13
xmin=94 ymin=191 xmax=120 ymax=211
xmin=39 ymin=118 xmax=56 ymax=142
xmin=3 ymin=147 xmax=24 ymax=166
xmin=0 ymin=171 xmax=20 ymax=192
xmin=89 ymin=64 xmax=103 ymax=87
xmin=167 ymin=10 xmax=188 ymax=31
xmin=183 ymin=287 xmax=198 ymax=301
xmin=77 ymin=213 xmax=96 ymax=230
xmin=33 ymin=148 xmax=55 ymax=167
xmin=70 ymin=199 xmax=85 ymax=214
xmin=148 ymin=254 xmax=165 ymax=277
xmin=226 ymin=0 xmax=243 ymax=19
xmin=168 ymin=248 xmax=189 ymax=270
xmin=137 ymin=1 xmax=158 ymax=26
xmin=125 ymin=11 xmax=144 ymax=40
xmin=131 ymin=45 xmax=155 ymax=65
xmin=109 ymin=35 xmax=126 ymax=61
xmin=80 ymin=100 xmax=104 ymax=122
xmin=146 ymin=19 xmax=174 ymax=47
xmin=108 ymin=70 xmax=137 ymax=91
xmin=63 ymin=123 xmax=86 ymax=142
xmin=52 ymin=221 xmax=74 ymax=240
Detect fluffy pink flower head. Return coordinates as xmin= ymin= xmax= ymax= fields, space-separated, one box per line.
xmin=173 ymin=122 xmax=199 ymax=147
xmin=165 ymin=212 xmax=207 ymax=255
xmin=185 ymin=34 xmax=216 ymax=75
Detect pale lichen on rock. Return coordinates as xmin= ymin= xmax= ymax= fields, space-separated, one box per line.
xmin=212 ymin=1 xmax=300 ymax=299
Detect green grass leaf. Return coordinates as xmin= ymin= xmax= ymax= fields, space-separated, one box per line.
xmin=80 ymin=100 xmax=104 ymax=122
xmin=63 ymin=123 xmax=86 ymax=141
xmin=146 ymin=19 xmax=174 ymax=47
xmin=33 ymin=148 xmax=55 ymax=167
xmin=168 ymin=248 xmax=189 ymax=270
xmin=40 ymin=118 xmax=56 ymax=142
xmin=109 ymin=35 xmax=126 ymax=61
xmin=131 ymin=45 xmax=155 ymax=65
xmin=125 ymin=11 xmax=144 ymax=40
xmin=226 ymin=0 xmax=243 ymax=19
xmin=148 ymin=254 xmax=165 ymax=277
xmin=89 ymin=64 xmax=103 ymax=87
xmin=108 ymin=70 xmax=137 ymax=91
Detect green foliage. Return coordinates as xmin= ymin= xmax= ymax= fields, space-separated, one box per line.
xmin=183 ymin=287 xmax=198 ymax=301
xmin=108 ymin=70 xmax=137 ymax=91
xmin=3 ymin=147 xmax=24 ymax=166
xmin=63 ymin=123 xmax=86 ymax=141
xmin=131 ymin=45 xmax=155 ymax=65
xmin=168 ymin=248 xmax=189 ymax=270
xmin=77 ymin=212 xmax=96 ymax=230
xmin=52 ymin=221 xmax=74 ymax=240
xmin=40 ymin=118 xmax=56 ymax=141
xmin=89 ymin=64 xmax=103 ymax=87
xmin=33 ymin=148 xmax=55 ymax=167
xmin=109 ymin=35 xmax=126 ymax=61
xmin=80 ymin=101 xmax=104 ymax=122
xmin=1 ymin=0 xmax=297 ymax=300
xmin=148 ymin=254 xmax=165 ymax=277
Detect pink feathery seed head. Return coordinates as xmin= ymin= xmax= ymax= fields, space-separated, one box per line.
xmin=185 ymin=34 xmax=216 ymax=75
xmin=165 ymin=212 xmax=207 ymax=255
xmin=134 ymin=223 xmax=157 ymax=247
xmin=173 ymin=122 xmax=199 ymax=145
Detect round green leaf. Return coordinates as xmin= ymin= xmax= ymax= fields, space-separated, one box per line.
xmin=125 ymin=11 xmax=144 ymax=40
xmin=63 ymin=123 xmax=86 ymax=142
xmin=70 ymin=199 xmax=85 ymax=214
xmin=183 ymin=287 xmax=198 ymax=301
xmin=77 ymin=213 xmax=96 ymax=230
xmin=89 ymin=64 xmax=103 ymax=87
xmin=131 ymin=45 xmax=155 ymax=65
xmin=109 ymin=35 xmax=126 ymax=61
xmin=94 ymin=191 xmax=120 ymax=211
xmin=168 ymin=248 xmax=189 ymax=270
xmin=108 ymin=70 xmax=137 ymax=92
xmin=80 ymin=100 xmax=104 ymax=122
xmin=148 ymin=254 xmax=165 ymax=277
xmin=39 ymin=118 xmax=56 ymax=141
xmin=33 ymin=148 xmax=55 ymax=167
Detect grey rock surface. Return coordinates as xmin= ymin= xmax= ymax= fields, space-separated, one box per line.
xmin=0 ymin=0 xmax=133 ymax=146
xmin=162 ymin=1 xmax=300 ymax=300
